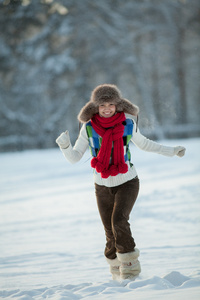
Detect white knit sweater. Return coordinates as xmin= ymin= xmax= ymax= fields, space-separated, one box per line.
xmin=60 ymin=118 xmax=175 ymax=187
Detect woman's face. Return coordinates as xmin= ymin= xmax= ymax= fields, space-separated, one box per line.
xmin=98 ymin=102 xmax=116 ymax=118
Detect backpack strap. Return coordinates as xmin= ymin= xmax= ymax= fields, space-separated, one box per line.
xmin=136 ymin=115 xmax=139 ymax=132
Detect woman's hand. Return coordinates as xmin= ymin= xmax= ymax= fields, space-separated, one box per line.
xmin=56 ymin=131 xmax=70 ymax=149
xmin=174 ymin=146 xmax=186 ymax=157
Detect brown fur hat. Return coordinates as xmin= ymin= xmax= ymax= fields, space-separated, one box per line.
xmin=77 ymin=84 xmax=139 ymax=123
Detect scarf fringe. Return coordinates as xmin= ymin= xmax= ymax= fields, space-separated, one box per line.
xmin=91 ymin=158 xmax=128 ymax=178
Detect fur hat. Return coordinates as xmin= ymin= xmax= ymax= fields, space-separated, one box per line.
xmin=78 ymin=84 xmax=139 ymax=123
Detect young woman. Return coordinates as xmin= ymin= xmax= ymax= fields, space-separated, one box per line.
xmin=56 ymin=84 xmax=185 ymax=280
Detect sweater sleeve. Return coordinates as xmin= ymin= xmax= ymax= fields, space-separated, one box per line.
xmin=131 ymin=121 xmax=175 ymax=157
xmin=60 ymin=124 xmax=89 ymax=164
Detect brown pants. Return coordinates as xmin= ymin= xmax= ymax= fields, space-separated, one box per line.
xmin=95 ymin=177 xmax=139 ymax=260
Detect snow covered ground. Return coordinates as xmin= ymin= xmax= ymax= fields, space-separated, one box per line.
xmin=0 ymin=138 xmax=200 ymax=300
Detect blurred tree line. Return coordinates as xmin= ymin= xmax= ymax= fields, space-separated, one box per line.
xmin=0 ymin=0 xmax=200 ymax=151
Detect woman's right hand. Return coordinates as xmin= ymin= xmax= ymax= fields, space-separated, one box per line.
xmin=56 ymin=131 xmax=70 ymax=149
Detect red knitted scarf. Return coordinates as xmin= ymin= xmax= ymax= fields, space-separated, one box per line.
xmin=91 ymin=112 xmax=128 ymax=179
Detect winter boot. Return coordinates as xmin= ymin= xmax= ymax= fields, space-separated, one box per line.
xmin=117 ymin=248 xmax=141 ymax=280
xmin=106 ymin=257 xmax=121 ymax=280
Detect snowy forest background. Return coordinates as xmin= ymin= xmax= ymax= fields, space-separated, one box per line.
xmin=0 ymin=0 xmax=200 ymax=152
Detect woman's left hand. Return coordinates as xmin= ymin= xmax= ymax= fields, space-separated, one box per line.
xmin=174 ymin=146 xmax=186 ymax=157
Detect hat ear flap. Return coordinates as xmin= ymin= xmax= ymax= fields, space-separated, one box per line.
xmin=77 ymin=102 xmax=98 ymax=123
xmin=117 ymin=98 xmax=139 ymax=116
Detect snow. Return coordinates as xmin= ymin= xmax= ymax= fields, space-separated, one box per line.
xmin=0 ymin=138 xmax=200 ymax=300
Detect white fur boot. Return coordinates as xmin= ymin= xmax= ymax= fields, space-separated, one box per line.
xmin=117 ymin=248 xmax=141 ymax=280
xmin=106 ymin=257 xmax=121 ymax=280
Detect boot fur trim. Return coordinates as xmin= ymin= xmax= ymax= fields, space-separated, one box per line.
xmin=106 ymin=257 xmax=120 ymax=267
xmin=117 ymin=248 xmax=140 ymax=263
xmin=77 ymin=84 xmax=139 ymax=123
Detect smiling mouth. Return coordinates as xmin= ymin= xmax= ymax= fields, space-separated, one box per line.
xmin=100 ymin=111 xmax=114 ymax=118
